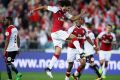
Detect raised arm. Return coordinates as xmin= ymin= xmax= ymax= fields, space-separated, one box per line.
xmin=30 ymin=6 xmax=59 ymax=14
xmin=29 ymin=6 xmax=48 ymax=15
xmin=33 ymin=6 xmax=48 ymax=11
xmin=70 ymin=9 xmax=87 ymax=21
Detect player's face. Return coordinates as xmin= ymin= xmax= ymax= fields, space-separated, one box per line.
xmin=62 ymin=6 xmax=71 ymax=12
xmin=106 ymin=25 xmax=112 ymax=33
xmin=75 ymin=18 xmax=84 ymax=27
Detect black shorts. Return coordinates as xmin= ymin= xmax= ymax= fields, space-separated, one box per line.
xmin=6 ymin=51 xmax=19 ymax=63
xmin=86 ymin=55 xmax=94 ymax=63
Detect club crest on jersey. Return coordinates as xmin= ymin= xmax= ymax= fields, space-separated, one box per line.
xmin=5 ymin=32 xmax=9 ymax=36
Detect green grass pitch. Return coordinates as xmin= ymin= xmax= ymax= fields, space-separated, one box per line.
xmin=1 ymin=72 xmax=120 ymax=80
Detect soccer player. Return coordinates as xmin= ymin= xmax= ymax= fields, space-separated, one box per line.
xmin=30 ymin=0 xmax=90 ymax=78
xmin=73 ymin=23 xmax=102 ymax=80
xmin=3 ymin=17 xmax=22 ymax=80
xmin=96 ymin=24 xmax=116 ymax=79
xmin=65 ymin=18 xmax=97 ymax=80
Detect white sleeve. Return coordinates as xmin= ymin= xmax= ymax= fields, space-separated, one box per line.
xmin=85 ymin=30 xmax=89 ymax=37
xmin=112 ymin=33 xmax=116 ymax=42
xmin=89 ymin=32 xmax=95 ymax=40
xmin=67 ymin=26 xmax=75 ymax=34
xmin=65 ymin=12 xmax=73 ymax=19
xmin=83 ymin=27 xmax=89 ymax=37
xmin=98 ymin=32 xmax=104 ymax=39
xmin=47 ymin=6 xmax=60 ymax=13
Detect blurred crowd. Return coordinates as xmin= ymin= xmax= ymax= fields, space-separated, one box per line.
xmin=0 ymin=0 xmax=120 ymax=50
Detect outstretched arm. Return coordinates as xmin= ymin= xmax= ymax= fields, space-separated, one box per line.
xmin=30 ymin=6 xmax=59 ymax=14
xmin=33 ymin=6 xmax=48 ymax=11
xmin=29 ymin=6 xmax=48 ymax=14
xmin=70 ymin=9 xmax=86 ymax=21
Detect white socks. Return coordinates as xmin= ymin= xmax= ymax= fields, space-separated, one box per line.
xmin=48 ymin=55 xmax=58 ymax=69
xmin=102 ymin=63 xmax=107 ymax=76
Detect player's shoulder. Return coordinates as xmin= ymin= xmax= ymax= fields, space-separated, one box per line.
xmin=87 ymin=30 xmax=94 ymax=37
xmin=99 ymin=31 xmax=106 ymax=35
xmin=6 ymin=25 xmax=16 ymax=32
xmin=88 ymin=31 xmax=94 ymax=36
xmin=97 ymin=31 xmax=106 ymax=38
xmin=81 ymin=25 xmax=89 ymax=32
xmin=87 ymin=30 xmax=92 ymax=34
xmin=110 ymin=32 xmax=116 ymax=37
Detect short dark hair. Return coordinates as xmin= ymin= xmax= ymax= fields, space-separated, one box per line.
xmin=57 ymin=0 xmax=71 ymax=7
xmin=85 ymin=23 xmax=92 ymax=28
xmin=5 ymin=16 xmax=13 ymax=22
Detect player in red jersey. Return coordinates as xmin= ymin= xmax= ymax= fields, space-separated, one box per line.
xmin=65 ymin=18 xmax=98 ymax=80
xmin=30 ymin=0 xmax=92 ymax=78
xmin=96 ymin=24 xmax=116 ymax=79
xmin=3 ymin=17 xmax=22 ymax=80
xmin=72 ymin=23 xmax=102 ymax=80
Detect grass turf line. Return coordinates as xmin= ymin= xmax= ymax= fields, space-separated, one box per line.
xmin=1 ymin=72 xmax=120 ymax=80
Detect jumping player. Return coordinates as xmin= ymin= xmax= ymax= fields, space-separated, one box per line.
xmin=3 ymin=17 xmax=22 ymax=80
xmin=30 ymin=0 xmax=92 ymax=78
xmin=96 ymin=24 xmax=116 ymax=79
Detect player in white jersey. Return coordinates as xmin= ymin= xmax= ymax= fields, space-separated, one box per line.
xmin=3 ymin=17 xmax=22 ymax=80
xmin=84 ymin=23 xmax=101 ymax=80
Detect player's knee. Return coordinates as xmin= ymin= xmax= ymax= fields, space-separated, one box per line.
xmin=55 ymin=46 xmax=62 ymax=54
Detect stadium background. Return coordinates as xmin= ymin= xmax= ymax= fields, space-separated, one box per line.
xmin=0 ymin=0 xmax=120 ymax=80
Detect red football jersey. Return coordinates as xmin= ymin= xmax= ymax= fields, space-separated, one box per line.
xmin=52 ymin=10 xmax=65 ymax=32
xmin=68 ymin=26 xmax=88 ymax=48
xmin=98 ymin=32 xmax=116 ymax=51
xmin=47 ymin=6 xmax=72 ymax=32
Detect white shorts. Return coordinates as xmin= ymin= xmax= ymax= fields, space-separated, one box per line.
xmin=51 ymin=30 xmax=70 ymax=48
xmin=67 ymin=47 xmax=80 ymax=62
xmin=99 ymin=50 xmax=111 ymax=61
